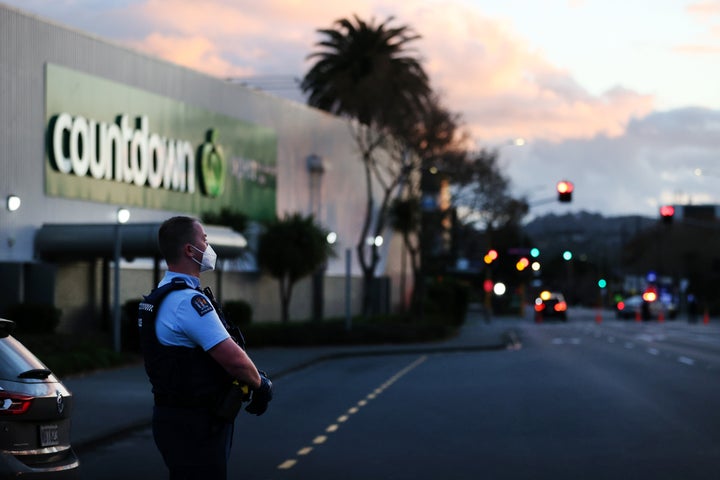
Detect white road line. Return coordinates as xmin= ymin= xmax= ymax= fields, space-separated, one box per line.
xmin=647 ymin=348 xmax=660 ymax=356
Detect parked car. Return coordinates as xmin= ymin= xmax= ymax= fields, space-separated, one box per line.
xmin=0 ymin=318 xmax=80 ymax=478
xmin=534 ymin=291 xmax=568 ymax=321
xmin=615 ymin=295 xmax=677 ymax=320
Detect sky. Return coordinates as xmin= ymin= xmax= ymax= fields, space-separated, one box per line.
xmin=4 ymin=0 xmax=720 ymax=219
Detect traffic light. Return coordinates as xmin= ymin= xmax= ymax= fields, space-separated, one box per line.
xmin=557 ymin=180 xmax=574 ymax=202
xmin=515 ymin=257 xmax=530 ymax=271
xmin=660 ymin=205 xmax=674 ymax=225
xmin=484 ymin=249 xmax=498 ymax=264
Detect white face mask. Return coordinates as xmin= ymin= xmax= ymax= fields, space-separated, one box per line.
xmin=190 ymin=244 xmax=217 ymax=272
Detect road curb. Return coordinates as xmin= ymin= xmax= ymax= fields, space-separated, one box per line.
xmin=73 ymin=331 xmax=517 ymax=455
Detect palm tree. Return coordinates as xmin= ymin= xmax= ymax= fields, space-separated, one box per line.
xmin=301 ymin=15 xmax=430 ymax=129
xmin=301 ymin=15 xmax=432 ymax=316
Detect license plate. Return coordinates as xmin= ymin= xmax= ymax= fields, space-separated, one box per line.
xmin=39 ymin=424 xmax=59 ymax=447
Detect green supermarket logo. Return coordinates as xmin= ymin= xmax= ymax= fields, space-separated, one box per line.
xmin=48 ymin=113 xmax=227 ymax=197
xmin=198 ymin=129 xmax=226 ymax=197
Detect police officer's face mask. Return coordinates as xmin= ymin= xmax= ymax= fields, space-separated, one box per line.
xmin=190 ymin=244 xmax=217 ymax=272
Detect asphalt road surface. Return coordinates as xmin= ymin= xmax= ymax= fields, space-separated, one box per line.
xmin=78 ymin=311 xmax=720 ymax=479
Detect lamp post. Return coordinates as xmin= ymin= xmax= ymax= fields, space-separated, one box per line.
xmin=113 ymin=208 xmax=130 ymax=353
xmin=307 ymin=154 xmax=326 ymax=321
xmin=6 ymin=195 xmax=21 ymax=212
xmin=5 ymin=195 xmax=21 ymax=250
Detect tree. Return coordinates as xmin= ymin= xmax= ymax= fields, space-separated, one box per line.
xmin=388 ymin=196 xmax=421 ymax=312
xmin=301 ymin=15 xmax=433 ymax=315
xmin=452 ymin=149 xmax=529 ymax=232
xmin=388 ymin=94 xmax=466 ymax=313
xmin=256 ymin=213 xmax=334 ymax=323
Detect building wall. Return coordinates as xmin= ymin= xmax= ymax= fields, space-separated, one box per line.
xmin=0 ymin=5 xmax=410 ymax=330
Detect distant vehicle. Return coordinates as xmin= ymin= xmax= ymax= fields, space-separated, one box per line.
xmin=534 ymin=291 xmax=568 ymax=321
xmin=616 ymin=295 xmax=677 ymax=320
xmin=0 ymin=318 xmax=80 ymax=478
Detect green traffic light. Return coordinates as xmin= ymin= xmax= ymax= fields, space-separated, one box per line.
xmin=530 ymin=248 xmax=540 ymax=258
xmin=562 ymin=250 xmax=572 ymax=261
xmin=598 ymin=279 xmax=607 ymax=289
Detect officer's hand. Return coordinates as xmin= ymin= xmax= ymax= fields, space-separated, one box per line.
xmin=245 ymin=372 xmax=273 ymax=416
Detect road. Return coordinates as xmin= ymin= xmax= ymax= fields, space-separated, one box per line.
xmin=78 ymin=310 xmax=720 ymax=479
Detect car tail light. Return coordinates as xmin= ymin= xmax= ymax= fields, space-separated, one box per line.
xmin=0 ymin=391 xmax=33 ymax=415
xmin=554 ymin=301 xmax=567 ymax=312
xmin=534 ymin=302 xmax=545 ymax=312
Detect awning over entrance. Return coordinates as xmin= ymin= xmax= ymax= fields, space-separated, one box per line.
xmin=34 ymin=223 xmax=247 ymax=261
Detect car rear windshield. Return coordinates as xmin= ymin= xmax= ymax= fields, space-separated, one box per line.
xmin=0 ymin=337 xmax=49 ymax=380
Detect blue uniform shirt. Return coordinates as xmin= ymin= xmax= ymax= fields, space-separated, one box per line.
xmin=155 ymin=271 xmax=229 ymax=351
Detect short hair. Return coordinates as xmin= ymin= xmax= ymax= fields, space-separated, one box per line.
xmin=158 ymin=216 xmax=198 ymax=263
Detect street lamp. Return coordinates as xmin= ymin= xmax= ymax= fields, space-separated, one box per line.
xmin=6 ymin=195 xmax=21 ymax=211
xmin=113 ymin=208 xmax=130 ymax=353
xmin=307 ymin=154 xmax=326 ymax=322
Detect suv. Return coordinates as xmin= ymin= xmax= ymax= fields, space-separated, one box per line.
xmin=534 ymin=291 xmax=568 ymax=321
xmin=0 ymin=318 xmax=80 ymax=478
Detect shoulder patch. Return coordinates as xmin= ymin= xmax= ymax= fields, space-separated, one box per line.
xmin=191 ymin=295 xmax=214 ymax=316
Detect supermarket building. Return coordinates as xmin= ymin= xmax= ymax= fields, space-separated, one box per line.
xmin=0 ymin=4 xmax=406 ymax=335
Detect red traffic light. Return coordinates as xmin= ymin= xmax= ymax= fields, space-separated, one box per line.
xmin=660 ymin=205 xmax=674 ymax=224
xmin=660 ymin=205 xmax=675 ymax=217
xmin=557 ymin=180 xmax=574 ymax=203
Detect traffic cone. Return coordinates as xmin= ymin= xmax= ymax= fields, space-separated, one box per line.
xmin=704 ymin=309 xmax=710 ymax=325
xmin=535 ymin=311 xmax=543 ymax=324
xmin=595 ymin=310 xmax=602 ymax=324
xmin=658 ymin=310 xmax=665 ymax=323
xmin=635 ymin=310 xmax=641 ymax=322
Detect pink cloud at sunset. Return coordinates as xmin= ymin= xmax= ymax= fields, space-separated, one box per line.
xmin=130 ymin=33 xmax=255 ymax=78
xmin=372 ymin=2 xmax=655 ymax=143
xmin=115 ymin=0 xmax=655 ymax=145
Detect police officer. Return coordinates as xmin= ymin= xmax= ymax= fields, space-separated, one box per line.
xmin=140 ymin=216 xmax=272 ymax=480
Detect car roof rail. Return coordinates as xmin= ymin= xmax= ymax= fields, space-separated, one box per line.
xmin=0 ymin=318 xmax=16 ymax=338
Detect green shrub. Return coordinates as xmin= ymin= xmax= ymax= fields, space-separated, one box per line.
xmin=15 ymin=332 xmax=130 ymax=377
xmin=3 ymin=303 xmax=61 ymax=334
xmin=223 ymin=300 xmax=253 ymax=326
xmin=241 ymin=316 xmax=458 ymax=347
xmin=423 ymin=277 xmax=470 ymax=326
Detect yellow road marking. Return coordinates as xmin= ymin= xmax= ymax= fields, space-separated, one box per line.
xmin=277 ymin=355 xmax=428 ymax=471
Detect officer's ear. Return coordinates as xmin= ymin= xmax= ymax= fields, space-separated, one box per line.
xmin=183 ymin=243 xmax=196 ymax=259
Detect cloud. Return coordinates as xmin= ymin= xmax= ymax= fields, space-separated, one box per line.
xmin=394 ymin=3 xmax=655 ymax=143
xmin=107 ymin=0 xmax=656 ymax=145
xmin=127 ymin=33 xmax=255 ymax=78
xmin=508 ymin=107 xmax=720 ymax=217
xmin=687 ymin=1 xmax=720 ymax=16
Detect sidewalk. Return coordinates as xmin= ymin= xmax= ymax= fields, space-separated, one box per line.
xmin=65 ymin=310 xmax=520 ymax=451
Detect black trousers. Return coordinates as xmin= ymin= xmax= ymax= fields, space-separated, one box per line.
xmin=152 ymin=405 xmax=233 ymax=480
